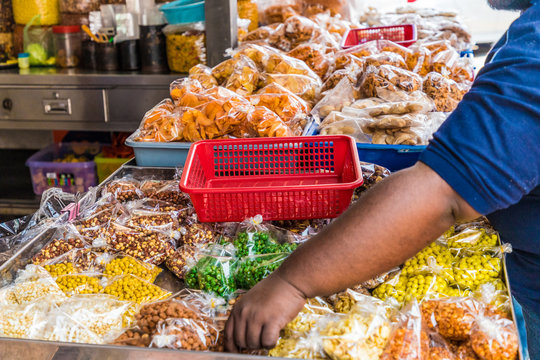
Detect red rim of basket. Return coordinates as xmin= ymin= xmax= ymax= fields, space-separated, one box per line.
xmin=179 ymin=135 xmax=364 ymax=194
xmin=340 ymin=24 xmax=417 ymax=49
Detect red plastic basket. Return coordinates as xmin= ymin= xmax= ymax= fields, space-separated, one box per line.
xmin=341 ymin=24 xmax=417 ymax=49
xmin=179 ymin=136 xmax=363 ymax=222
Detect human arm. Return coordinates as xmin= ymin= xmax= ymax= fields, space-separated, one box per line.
xmin=225 ymin=162 xmax=480 ymax=351
xmin=226 ymin=3 xmax=540 ymax=352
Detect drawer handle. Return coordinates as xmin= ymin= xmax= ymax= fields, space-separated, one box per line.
xmin=43 ymin=98 xmax=72 ymax=115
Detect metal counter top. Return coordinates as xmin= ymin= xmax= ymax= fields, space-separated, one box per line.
xmin=0 ymin=68 xmax=182 ymax=87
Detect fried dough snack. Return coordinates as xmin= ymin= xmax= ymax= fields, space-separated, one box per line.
xmin=423 ymin=72 xmax=469 ymax=112
xmin=265 ymin=52 xmax=321 ymax=81
xmin=287 ymin=43 xmax=333 ymax=79
xmin=250 ymin=83 xmax=310 ymax=132
xmin=246 ymin=106 xmax=296 ymax=137
xmin=224 ymin=55 xmax=261 ymax=96
xmin=358 ymin=65 xmax=423 ymax=98
xmin=264 ymin=73 xmax=322 ymax=104
xmin=188 ymin=64 xmax=218 ymax=90
xmin=363 ymin=52 xmax=408 ymax=70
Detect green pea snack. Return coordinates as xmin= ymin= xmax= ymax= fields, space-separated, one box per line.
xmin=235 ymin=253 xmax=289 ymax=290
xmin=233 ymin=215 xmax=301 ymax=257
xmin=185 ymin=255 xmax=237 ymax=298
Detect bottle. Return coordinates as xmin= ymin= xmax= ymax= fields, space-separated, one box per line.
xmin=18 ymin=52 xmax=30 ymax=69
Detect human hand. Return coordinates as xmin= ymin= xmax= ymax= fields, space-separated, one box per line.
xmin=225 ymin=273 xmax=306 ymax=352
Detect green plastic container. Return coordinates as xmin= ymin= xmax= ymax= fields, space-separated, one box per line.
xmin=94 ymin=153 xmax=131 ymax=183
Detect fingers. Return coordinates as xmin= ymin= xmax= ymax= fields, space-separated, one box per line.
xmin=261 ymin=323 xmax=281 ymax=349
xmin=225 ymin=313 xmax=237 ymax=353
xmin=233 ymin=307 xmax=247 ymax=350
xmin=246 ymin=319 xmax=263 ymax=350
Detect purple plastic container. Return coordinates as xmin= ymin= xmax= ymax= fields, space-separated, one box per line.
xmin=25 ymin=144 xmax=97 ymax=195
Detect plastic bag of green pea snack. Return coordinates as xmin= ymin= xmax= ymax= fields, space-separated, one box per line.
xmin=184 ymin=244 xmax=238 ymax=298
xmin=234 ymin=252 xmax=289 ymax=290
xmin=234 ymin=215 xmax=301 ymax=257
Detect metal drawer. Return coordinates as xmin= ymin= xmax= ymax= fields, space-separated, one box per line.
xmin=0 ymin=87 xmax=106 ymax=122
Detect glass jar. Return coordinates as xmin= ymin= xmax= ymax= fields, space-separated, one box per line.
xmin=163 ymin=22 xmax=205 ymax=73
xmin=52 ymin=25 xmax=81 ymax=68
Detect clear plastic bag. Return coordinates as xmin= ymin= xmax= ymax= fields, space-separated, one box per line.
xmin=246 ymin=106 xmax=296 ymax=137
xmin=421 ymin=297 xmax=482 ymax=341
xmin=224 ymin=55 xmax=262 ymax=96
xmin=139 ymin=179 xmax=191 ymax=207
xmin=473 ymin=281 xmax=511 ymax=318
xmin=349 ymin=112 xmax=429 ymax=131
xmin=0 ymin=264 xmax=67 ymax=305
xmin=103 ymin=223 xmax=175 ymax=265
xmin=343 ymin=91 xmax=434 ymax=117
xmin=234 ymin=252 xmax=289 ymax=290
xmin=369 ymin=125 xmax=431 ymax=146
xmin=184 ymin=244 xmax=238 ymax=298
xmin=470 ymin=314 xmax=518 ymax=360
xmin=232 ymin=43 xmax=281 ymax=71
xmin=42 ymin=294 xmax=132 ymax=344
xmin=188 ymin=64 xmax=218 ymax=90
xmin=380 ymin=301 xmax=429 ymax=360
xmin=363 ymin=51 xmax=408 ymax=71
xmin=233 ymin=215 xmax=301 ymax=258
xmin=423 ymin=72 xmax=470 ymax=112
xmin=406 ymin=45 xmax=432 ymax=76
xmin=31 ymin=224 xmax=88 ymax=266
xmin=265 ymin=51 xmax=321 ymax=81
xmin=102 ymin=178 xmax=144 ymax=202
xmin=132 ymin=100 xmax=184 ymax=143
xmin=250 ymin=83 xmax=311 ymax=133
xmin=103 ymin=274 xmax=170 ymax=304
xmin=150 ymin=317 xmax=220 ymax=350
xmin=237 ymin=0 xmax=258 ymax=32
xmin=453 ymin=253 xmax=503 ymax=291
xmin=264 ymin=73 xmax=322 ymax=105
xmin=319 ymin=113 xmax=371 ymax=142
xmin=312 ymin=77 xmax=355 ymax=118
xmin=102 ymin=254 xmax=162 ymax=282
xmin=258 ymin=0 xmax=301 ymax=25
xmin=287 ymin=42 xmax=334 ymax=80
xmin=163 ymin=22 xmax=206 ymax=74
xmin=22 ymin=16 xmax=56 ymax=65
xmin=352 ymin=162 xmax=392 ymax=201
xmin=321 ymin=295 xmax=392 ymax=360
xmin=359 ymin=65 xmax=423 ymax=98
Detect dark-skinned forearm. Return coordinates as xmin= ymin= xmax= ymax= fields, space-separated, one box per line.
xmin=276 ymin=162 xmax=480 ymax=298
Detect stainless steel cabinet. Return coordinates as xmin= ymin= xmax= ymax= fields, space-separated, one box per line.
xmin=0 ymin=69 xmax=182 ymax=131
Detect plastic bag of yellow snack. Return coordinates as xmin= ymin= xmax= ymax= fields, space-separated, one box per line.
xmin=188 ymin=64 xmax=218 ymax=90
xmin=224 ymin=55 xmax=262 ymax=96
xmin=264 ymin=73 xmax=322 ymax=105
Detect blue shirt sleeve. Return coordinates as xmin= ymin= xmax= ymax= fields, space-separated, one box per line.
xmin=419 ymin=3 xmax=540 ymax=215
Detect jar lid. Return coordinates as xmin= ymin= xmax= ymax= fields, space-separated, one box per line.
xmin=18 ymin=53 xmax=29 ymax=58
xmin=53 ymin=25 xmax=81 ymax=34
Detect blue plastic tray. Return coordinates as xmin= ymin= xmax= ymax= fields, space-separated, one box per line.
xmin=126 ymin=139 xmax=193 ymax=167
xmin=160 ymin=0 xmax=205 ymax=25
xmin=304 ymin=120 xmax=426 ymax=171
